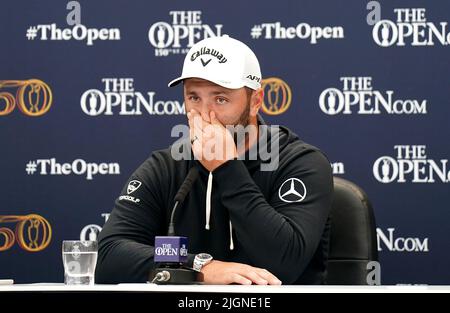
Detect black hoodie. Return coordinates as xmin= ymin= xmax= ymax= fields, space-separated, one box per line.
xmin=95 ymin=120 xmax=333 ymax=284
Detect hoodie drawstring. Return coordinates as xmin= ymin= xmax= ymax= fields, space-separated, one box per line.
xmin=205 ymin=171 xmax=234 ymax=251
xmin=205 ymin=172 xmax=212 ymax=230
xmin=229 ymin=220 xmax=234 ymax=250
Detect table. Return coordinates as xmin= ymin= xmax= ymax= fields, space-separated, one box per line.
xmin=1 ymin=284 xmax=450 ymax=293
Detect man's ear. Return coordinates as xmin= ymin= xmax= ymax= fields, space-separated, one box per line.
xmin=250 ymin=88 xmax=263 ymax=116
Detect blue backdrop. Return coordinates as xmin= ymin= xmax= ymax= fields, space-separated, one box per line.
xmin=1 ymin=0 xmax=449 ymax=284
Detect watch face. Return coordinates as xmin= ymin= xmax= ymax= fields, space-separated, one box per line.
xmin=196 ymin=253 xmax=212 ymax=261
xmin=193 ymin=253 xmax=212 ymax=272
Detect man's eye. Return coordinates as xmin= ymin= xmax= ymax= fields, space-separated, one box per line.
xmin=216 ymin=97 xmax=228 ymax=105
xmin=188 ymin=96 xmax=200 ymax=102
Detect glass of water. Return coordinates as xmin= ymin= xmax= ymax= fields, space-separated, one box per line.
xmin=62 ymin=240 xmax=98 ymax=285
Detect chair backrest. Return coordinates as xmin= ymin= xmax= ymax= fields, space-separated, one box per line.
xmin=326 ymin=177 xmax=379 ymax=285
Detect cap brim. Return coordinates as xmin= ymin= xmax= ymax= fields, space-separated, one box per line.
xmin=168 ymin=75 xmax=247 ymax=90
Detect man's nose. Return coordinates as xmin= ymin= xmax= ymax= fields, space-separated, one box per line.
xmin=198 ymin=101 xmax=215 ymax=122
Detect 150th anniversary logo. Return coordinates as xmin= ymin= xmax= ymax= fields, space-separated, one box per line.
xmin=0 ymin=79 xmax=53 ymax=117
xmin=0 ymin=214 xmax=52 ymax=252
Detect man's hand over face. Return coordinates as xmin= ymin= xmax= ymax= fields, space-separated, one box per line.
xmin=187 ymin=109 xmax=237 ymax=172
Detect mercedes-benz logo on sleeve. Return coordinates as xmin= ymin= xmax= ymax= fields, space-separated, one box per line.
xmin=127 ymin=180 xmax=142 ymax=194
xmin=278 ymin=178 xmax=307 ymax=203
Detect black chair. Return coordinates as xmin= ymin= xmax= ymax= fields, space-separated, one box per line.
xmin=326 ymin=177 xmax=379 ymax=285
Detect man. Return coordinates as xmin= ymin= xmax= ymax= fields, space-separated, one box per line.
xmin=95 ymin=35 xmax=333 ymax=285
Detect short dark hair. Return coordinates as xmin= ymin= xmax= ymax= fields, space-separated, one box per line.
xmin=245 ymin=87 xmax=254 ymax=100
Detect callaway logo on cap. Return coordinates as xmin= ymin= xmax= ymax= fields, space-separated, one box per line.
xmin=168 ymin=35 xmax=262 ymax=90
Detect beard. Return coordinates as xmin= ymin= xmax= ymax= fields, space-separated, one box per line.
xmin=232 ymin=99 xmax=251 ymax=128
xmin=229 ymin=99 xmax=253 ymax=147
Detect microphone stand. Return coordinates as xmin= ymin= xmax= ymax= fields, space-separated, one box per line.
xmin=149 ymin=167 xmax=204 ymax=285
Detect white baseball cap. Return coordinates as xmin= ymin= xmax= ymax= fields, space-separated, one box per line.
xmin=168 ymin=35 xmax=262 ymax=90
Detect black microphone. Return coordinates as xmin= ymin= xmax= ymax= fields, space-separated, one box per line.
xmin=149 ymin=166 xmax=202 ymax=284
xmin=168 ymin=166 xmax=199 ymax=236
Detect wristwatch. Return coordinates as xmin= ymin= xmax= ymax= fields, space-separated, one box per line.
xmin=193 ymin=253 xmax=213 ymax=272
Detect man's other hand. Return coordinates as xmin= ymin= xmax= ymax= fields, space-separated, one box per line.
xmin=200 ymin=260 xmax=282 ymax=285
